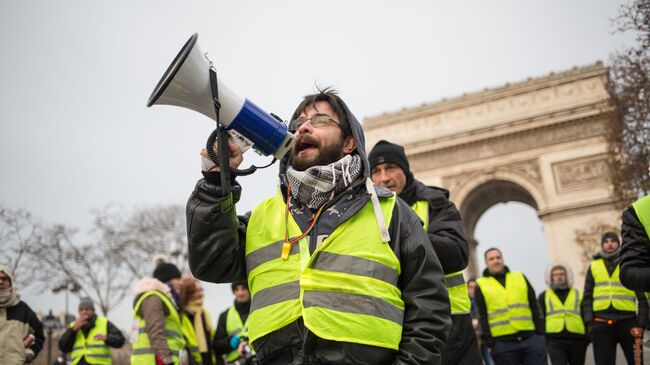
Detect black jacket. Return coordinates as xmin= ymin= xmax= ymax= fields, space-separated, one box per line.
xmin=537 ymin=289 xmax=588 ymax=343
xmin=59 ymin=314 xmax=125 ymax=364
xmin=474 ymin=266 xmax=543 ymax=346
xmin=620 ymin=205 xmax=650 ymax=292
xmin=213 ymin=300 xmax=250 ymax=357
xmin=187 ymin=97 xmax=450 ymax=365
xmin=581 ymin=254 xmax=648 ymax=327
xmin=398 ymin=180 xmax=468 ymax=275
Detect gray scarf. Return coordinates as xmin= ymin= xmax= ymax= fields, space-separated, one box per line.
xmin=0 ymin=288 xmax=20 ymax=308
xmin=286 ymin=154 xmax=362 ymax=209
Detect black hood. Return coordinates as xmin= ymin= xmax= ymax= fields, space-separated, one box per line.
xmin=279 ymin=96 xmax=369 ymax=185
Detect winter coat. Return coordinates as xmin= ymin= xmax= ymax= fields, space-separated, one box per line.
xmin=581 ymin=253 xmax=648 ymax=327
xmin=187 ymin=97 xmax=450 ymax=364
xmin=474 ymin=266 xmax=544 ymax=346
xmin=213 ymin=300 xmax=249 ymax=358
xmin=620 ymin=205 xmax=650 ymax=292
xmin=58 ymin=314 xmax=125 ymax=364
xmin=131 ymin=278 xmax=180 ymax=365
xmin=0 ymin=300 xmax=45 ymax=365
xmin=398 ymin=179 xmax=468 ymax=274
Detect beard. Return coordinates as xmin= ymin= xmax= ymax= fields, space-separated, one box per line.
xmin=290 ymin=135 xmax=345 ymax=171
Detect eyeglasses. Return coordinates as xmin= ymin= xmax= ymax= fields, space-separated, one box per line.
xmin=289 ymin=115 xmax=341 ymax=133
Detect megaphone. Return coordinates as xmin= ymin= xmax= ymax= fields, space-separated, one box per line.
xmin=147 ymin=33 xmax=295 ymax=160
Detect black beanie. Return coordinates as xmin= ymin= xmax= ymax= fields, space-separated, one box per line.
xmin=368 ymin=140 xmax=411 ymax=175
xmin=231 ymin=281 xmax=248 ymax=292
xmin=153 ymin=262 xmax=182 ymax=283
xmin=600 ymin=231 xmax=620 ymax=246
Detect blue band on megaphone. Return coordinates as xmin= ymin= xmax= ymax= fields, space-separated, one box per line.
xmin=228 ymin=99 xmax=290 ymax=157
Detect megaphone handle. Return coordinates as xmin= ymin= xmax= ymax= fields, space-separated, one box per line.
xmin=209 ymin=67 xmax=232 ymax=196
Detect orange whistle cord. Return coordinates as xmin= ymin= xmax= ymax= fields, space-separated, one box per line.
xmin=282 ymin=184 xmax=326 ymax=260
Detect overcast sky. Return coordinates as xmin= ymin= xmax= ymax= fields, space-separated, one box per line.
xmin=0 ymin=1 xmax=634 ymax=328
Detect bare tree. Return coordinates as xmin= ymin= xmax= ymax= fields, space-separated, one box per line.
xmin=607 ymin=0 xmax=650 ymax=206
xmin=30 ymin=224 xmax=132 ymax=315
xmin=0 ymin=205 xmax=42 ymax=289
xmin=94 ymin=204 xmax=188 ymax=278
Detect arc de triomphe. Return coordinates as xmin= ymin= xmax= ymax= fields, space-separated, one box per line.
xmin=364 ymin=63 xmax=620 ymax=286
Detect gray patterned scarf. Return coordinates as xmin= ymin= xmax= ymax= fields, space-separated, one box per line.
xmin=286 ymin=154 xmax=362 ymax=209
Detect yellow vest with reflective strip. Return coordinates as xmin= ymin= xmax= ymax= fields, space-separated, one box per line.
xmin=411 ymin=200 xmax=471 ymax=315
xmin=130 ymin=291 xmax=186 ymax=365
xmin=245 ymin=191 xmax=403 ymax=350
xmin=69 ymin=315 xmax=111 ymax=365
xmin=632 ymin=195 xmax=650 ymax=239
xmin=180 ymin=314 xmax=201 ymax=363
xmin=477 ymin=271 xmax=535 ymax=337
xmin=590 ymin=259 xmax=636 ymax=312
xmin=224 ymin=305 xmax=249 ymax=362
xmin=544 ymin=288 xmax=585 ymax=335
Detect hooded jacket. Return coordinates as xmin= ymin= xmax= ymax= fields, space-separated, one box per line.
xmin=620 ymin=205 xmax=650 ymax=292
xmin=0 ymin=266 xmax=45 ymax=365
xmin=474 ymin=266 xmax=543 ymax=346
xmin=536 ymin=261 xmax=587 ymax=343
xmin=581 ymin=252 xmax=648 ymax=327
xmin=131 ymin=278 xmax=180 ymax=365
xmin=187 ymin=96 xmax=450 ymax=364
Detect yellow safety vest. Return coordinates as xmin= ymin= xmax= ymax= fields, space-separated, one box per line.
xmin=130 ymin=291 xmax=186 ymax=365
xmin=477 ymin=271 xmax=535 ymax=337
xmin=632 ymin=195 xmax=650 ymax=239
xmin=590 ymin=258 xmax=636 ymax=312
xmin=544 ymin=288 xmax=585 ymax=335
xmin=69 ymin=315 xmax=111 ymax=365
xmin=411 ymin=200 xmax=471 ymax=315
xmin=180 ymin=314 xmax=201 ymax=363
xmin=224 ymin=306 xmax=249 ymax=362
xmin=245 ymin=191 xmax=403 ymax=350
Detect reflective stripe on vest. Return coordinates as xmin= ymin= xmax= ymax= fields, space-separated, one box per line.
xmin=69 ymin=315 xmax=111 ymax=365
xmin=476 ymin=272 xmax=535 ymax=337
xmin=180 ymin=314 xmax=201 ymax=363
xmin=245 ymin=191 xmax=403 ymax=350
xmin=544 ymin=288 xmax=585 ymax=335
xmin=225 ymin=306 xmax=249 ymax=362
xmin=590 ymin=259 xmax=636 ymax=312
xmin=411 ymin=200 xmax=471 ymax=314
xmin=130 ymin=291 xmax=186 ymax=365
xmin=632 ymin=195 xmax=650 ymax=239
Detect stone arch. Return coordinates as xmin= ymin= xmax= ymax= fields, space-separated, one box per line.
xmin=363 ymin=63 xmax=622 ymax=287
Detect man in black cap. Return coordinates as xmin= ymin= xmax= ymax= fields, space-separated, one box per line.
xmin=369 ymin=140 xmax=481 ymax=365
xmin=213 ymin=281 xmax=251 ymax=364
xmin=131 ymin=260 xmax=187 ymax=365
xmin=582 ymin=231 xmax=648 ymax=365
xmin=59 ymin=297 xmax=125 ymax=364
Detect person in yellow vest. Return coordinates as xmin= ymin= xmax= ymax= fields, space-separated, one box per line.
xmin=213 ymin=282 xmax=251 ymax=365
xmin=368 ymin=140 xmax=482 ymax=365
xmin=620 ymin=194 xmax=650 ymax=293
xmin=58 ymin=297 xmax=125 ymax=365
xmin=130 ymin=260 xmax=187 ymax=365
xmin=582 ymin=231 xmax=648 ymax=365
xmin=180 ymin=276 xmax=218 ymax=365
xmin=187 ymin=88 xmax=451 ymax=364
xmin=537 ymin=262 xmax=587 ymax=365
xmin=475 ymin=247 xmax=546 ymax=365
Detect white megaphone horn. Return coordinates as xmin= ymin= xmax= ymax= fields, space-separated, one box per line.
xmin=146 ymin=33 xmax=295 ymax=160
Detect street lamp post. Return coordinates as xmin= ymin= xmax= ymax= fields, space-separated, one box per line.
xmin=52 ymin=280 xmax=81 ymax=324
xmin=42 ymin=309 xmax=62 ymax=365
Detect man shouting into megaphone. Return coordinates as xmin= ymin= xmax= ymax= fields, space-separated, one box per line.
xmin=187 ymin=88 xmax=451 ymax=365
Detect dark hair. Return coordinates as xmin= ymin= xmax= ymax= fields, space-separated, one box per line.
xmin=483 ymin=247 xmax=502 ymax=260
xmin=292 ymin=86 xmax=352 ymax=139
xmin=179 ymin=276 xmax=200 ymax=308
